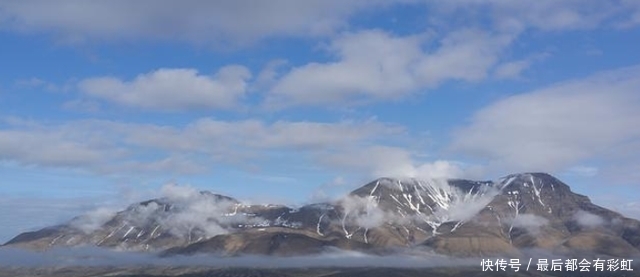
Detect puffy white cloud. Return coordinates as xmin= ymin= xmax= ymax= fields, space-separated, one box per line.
xmin=267 ymin=29 xmax=513 ymax=107
xmin=319 ymin=145 xmax=479 ymax=180
xmin=160 ymin=183 xmax=202 ymax=201
xmin=156 ymin=184 xmax=239 ymax=238
xmin=70 ymin=207 xmax=118 ymax=234
xmin=510 ymin=214 xmax=548 ymax=234
xmin=406 ymin=178 xmax=500 ymax=223
xmin=267 ymin=30 xmax=427 ymax=107
xmin=442 ymin=192 xmax=498 ymax=223
xmin=78 ymin=67 xmax=251 ymax=111
xmin=68 ymin=183 xmax=271 ymax=240
xmin=573 ymin=210 xmax=605 ymax=227
xmin=340 ymin=195 xmax=390 ymax=229
xmin=414 ymin=29 xmax=513 ymax=85
xmin=450 ymin=65 xmax=640 ymax=175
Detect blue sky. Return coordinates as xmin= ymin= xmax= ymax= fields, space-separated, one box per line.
xmin=1 ymin=0 xmax=640 ymax=242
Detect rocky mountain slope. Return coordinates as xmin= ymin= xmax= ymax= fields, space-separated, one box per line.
xmin=4 ymin=173 xmax=640 ymax=258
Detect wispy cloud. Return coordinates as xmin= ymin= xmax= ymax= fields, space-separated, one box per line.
xmin=0 ymin=117 xmax=432 ymax=180
xmin=573 ymin=210 xmax=605 ymax=227
xmin=450 ymin=65 xmax=640 ymax=176
xmin=0 ymin=246 xmax=478 ymax=268
xmin=432 ymin=0 xmax=639 ymax=32
xmin=266 ymin=29 xmax=514 ymax=108
xmin=0 ymin=195 xmax=115 ymax=243
xmin=0 ymin=1 xmax=401 ymax=45
xmin=78 ymin=67 xmax=251 ymax=111
xmin=510 ymin=214 xmax=549 ymax=234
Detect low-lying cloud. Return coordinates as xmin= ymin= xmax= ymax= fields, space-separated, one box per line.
xmin=70 ymin=208 xmax=118 ymax=234
xmin=340 ymin=195 xmax=391 ymax=230
xmin=67 ymin=183 xmax=273 ymax=243
xmin=573 ymin=210 xmax=605 ymax=228
xmin=510 ymin=214 xmax=549 ymax=234
xmin=0 ymin=246 xmax=477 ymax=268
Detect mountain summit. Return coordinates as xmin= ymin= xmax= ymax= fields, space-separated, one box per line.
xmin=4 ymin=173 xmax=640 ymax=258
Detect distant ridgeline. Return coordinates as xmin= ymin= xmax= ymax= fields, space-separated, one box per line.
xmin=4 ymin=173 xmax=640 ymax=258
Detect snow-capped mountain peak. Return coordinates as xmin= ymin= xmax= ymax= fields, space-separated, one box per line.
xmin=5 ymin=173 xmax=640 ymax=258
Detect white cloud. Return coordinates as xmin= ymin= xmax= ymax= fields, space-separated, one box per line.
xmin=493 ymin=60 xmax=531 ymax=80
xmin=157 ymin=184 xmax=234 ymax=238
xmin=618 ymin=0 xmax=640 ymax=28
xmin=310 ymin=176 xmax=352 ymax=202
xmin=590 ymin=196 xmax=640 ymax=221
xmin=493 ymin=52 xmax=549 ymax=80
xmin=510 ymin=214 xmax=548 ymax=234
xmin=78 ymin=67 xmax=251 ymax=111
xmin=0 ymin=117 xmax=405 ymax=177
xmin=160 ymin=183 xmax=203 ymax=201
xmin=0 ymin=116 xmax=472 ymax=183
xmin=0 ymin=1 xmax=399 ymax=45
xmin=69 ymin=183 xmax=271 ymax=240
xmin=434 ymin=0 xmax=640 ymax=32
xmin=340 ymin=195 xmax=390 ymax=229
xmin=618 ymin=202 xmax=640 ymax=220
xmin=0 ymin=128 xmax=116 ymax=168
xmin=267 ymin=30 xmax=428 ymax=106
xmin=267 ymin=29 xmax=513 ymax=107
xmin=0 ymin=195 xmax=119 ymax=243
xmin=70 ymin=207 xmax=117 ymax=234
xmin=566 ymin=166 xmax=599 ymax=177
xmin=154 ymin=183 xmax=274 ymax=239
xmin=450 ymin=65 xmax=640 ymax=174
xmin=414 ymin=29 xmax=514 ymax=84
xmin=2 ymin=1 xmax=636 ymax=46
xmin=573 ymin=210 xmax=605 ymax=227
xmin=254 ymin=59 xmax=288 ymax=90
xmin=407 ymin=178 xmax=501 ymax=224
xmin=318 ymin=145 xmax=479 ymax=180
xmin=602 ymin=164 xmax=640 ymax=185
xmin=120 ymin=118 xmax=401 ymax=157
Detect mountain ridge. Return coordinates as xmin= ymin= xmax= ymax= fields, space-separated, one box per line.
xmin=4 ymin=172 xmax=640 ymax=258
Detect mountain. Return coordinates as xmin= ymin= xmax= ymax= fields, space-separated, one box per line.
xmin=4 ymin=173 xmax=640 ymax=258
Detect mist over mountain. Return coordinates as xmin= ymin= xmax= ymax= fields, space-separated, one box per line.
xmin=4 ymin=173 xmax=640 ymax=260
